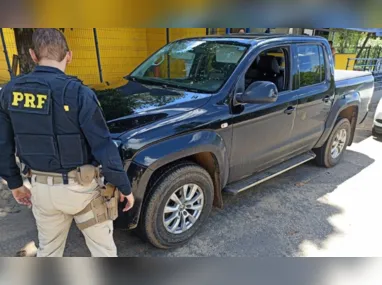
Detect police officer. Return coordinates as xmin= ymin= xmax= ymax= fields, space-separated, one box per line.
xmin=0 ymin=28 xmax=134 ymax=257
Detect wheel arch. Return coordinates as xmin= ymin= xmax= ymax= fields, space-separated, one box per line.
xmin=125 ymin=131 xmax=228 ymax=229
xmin=315 ymin=92 xmax=360 ymax=148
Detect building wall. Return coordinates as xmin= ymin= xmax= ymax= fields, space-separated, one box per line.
xmin=248 ymin=28 xmax=290 ymax=34
xmin=216 ymin=28 xmax=227 ymax=35
xmin=96 ymin=28 xmax=150 ymax=85
xmin=334 ymin=53 xmax=357 ymax=70
xmin=146 ymin=28 xmax=167 ymax=56
xmin=169 ymin=28 xmax=206 ymax=41
xmin=0 ymin=28 xmax=18 ymax=84
xmin=64 ymin=29 xmax=100 ymax=86
xmin=0 ymin=28 xmax=360 ymax=87
xmin=0 ymin=28 xmax=207 ymax=88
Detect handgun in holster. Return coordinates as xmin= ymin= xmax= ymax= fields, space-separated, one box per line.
xmin=100 ymin=183 xmax=120 ymax=221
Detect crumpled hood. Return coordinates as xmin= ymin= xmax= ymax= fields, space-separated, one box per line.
xmin=95 ymin=80 xmax=211 ymax=137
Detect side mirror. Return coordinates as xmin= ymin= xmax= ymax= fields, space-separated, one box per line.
xmin=236 ymin=81 xmax=278 ymax=104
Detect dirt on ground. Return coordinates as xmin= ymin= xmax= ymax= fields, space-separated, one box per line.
xmin=1 ymin=114 xmax=381 ymax=257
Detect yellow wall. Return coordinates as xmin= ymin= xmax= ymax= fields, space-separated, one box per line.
xmin=216 ymin=28 xmax=227 ymax=35
xmin=1 ymin=28 xmax=202 ymax=88
xmin=0 ymin=28 xmax=18 ymax=84
xmin=4 ymin=29 xmax=355 ymax=89
xmin=66 ymin=28 xmax=203 ymax=89
xmin=334 ymin=53 xmax=356 ymax=70
xmin=96 ymin=28 xmax=149 ymax=84
xmin=64 ymin=29 xmax=100 ymax=86
xmin=146 ymin=28 xmax=167 ymax=57
xmin=169 ymin=28 xmax=207 ymax=41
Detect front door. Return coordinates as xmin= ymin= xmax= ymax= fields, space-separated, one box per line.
xmin=229 ymin=46 xmax=298 ymax=183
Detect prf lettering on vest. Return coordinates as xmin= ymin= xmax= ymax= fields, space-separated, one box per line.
xmin=12 ymin=92 xmax=48 ymax=109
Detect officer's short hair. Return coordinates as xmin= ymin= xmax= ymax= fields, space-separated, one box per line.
xmin=32 ymin=29 xmax=69 ymax=62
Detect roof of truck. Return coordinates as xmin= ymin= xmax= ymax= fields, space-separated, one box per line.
xmin=179 ymin=33 xmax=327 ymax=46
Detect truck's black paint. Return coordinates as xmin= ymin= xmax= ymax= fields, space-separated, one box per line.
xmin=95 ymin=34 xmax=373 ymax=229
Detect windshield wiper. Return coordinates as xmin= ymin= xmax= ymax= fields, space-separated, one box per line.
xmin=126 ymin=75 xmax=160 ymax=86
xmin=163 ymin=83 xmax=201 ymax=93
xmin=126 ymin=75 xmax=207 ymax=93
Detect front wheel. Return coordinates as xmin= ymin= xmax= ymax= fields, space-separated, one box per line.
xmin=138 ymin=162 xmax=214 ymax=249
xmin=314 ymin=118 xmax=351 ymax=168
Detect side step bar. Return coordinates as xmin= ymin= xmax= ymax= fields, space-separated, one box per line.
xmin=224 ymin=151 xmax=316 ymax=195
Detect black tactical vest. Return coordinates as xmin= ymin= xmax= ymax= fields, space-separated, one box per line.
xmin=7 ymin=72 xmax=92 ymax=173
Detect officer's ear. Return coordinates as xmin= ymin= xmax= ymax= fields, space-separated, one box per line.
xmin=66 ymin=51 xmax=73 ymax=65
xmin=29 ymin=49 xmax=39 ymax=64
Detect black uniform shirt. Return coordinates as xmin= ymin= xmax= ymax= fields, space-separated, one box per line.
xmin=0 ymin=66 xmax=131 ymax=195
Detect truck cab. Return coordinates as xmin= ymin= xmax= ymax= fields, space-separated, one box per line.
xmin=96 ymin=34 xmax=374 ymax=249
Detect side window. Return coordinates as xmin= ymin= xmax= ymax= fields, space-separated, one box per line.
xmin=244 ymin=47 xmax=289 ymax=92
xmin=298 ymin=45 xmax=325 ymax=87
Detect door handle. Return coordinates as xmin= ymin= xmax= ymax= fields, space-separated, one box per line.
xmin=284 ymin=106 xmax=296 ymax=115
xmin=323 ymin=96 xmax=330 ymax=103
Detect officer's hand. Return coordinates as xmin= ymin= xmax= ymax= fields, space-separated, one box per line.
xmin=11 ymin=186 xmax=32 ymax=207
xmin=120 ymin=192 xmax=135 ymax=212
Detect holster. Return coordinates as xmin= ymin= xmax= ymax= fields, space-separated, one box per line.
xmin=101 ymin=183 xmax=120 ymax=221
xmin=74 ymin=183 xmax=119 ymax=231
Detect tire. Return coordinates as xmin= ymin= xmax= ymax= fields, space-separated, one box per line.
xmin=372 ymin=126 xmax=377 ymax=137
xmin=138 ymin=161 xmax=214 ymax=249
xmin=372 ymin=126 xmax=382 ymax=138
xmin=314 ymin=118 xmax=351 ymax=168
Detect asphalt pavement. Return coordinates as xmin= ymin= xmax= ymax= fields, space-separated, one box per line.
xmin=1 ymin=115 xmax=381 ymax=257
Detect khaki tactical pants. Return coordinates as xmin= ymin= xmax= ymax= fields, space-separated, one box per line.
xmin=30 ymin=178 xmax=117 ymax=257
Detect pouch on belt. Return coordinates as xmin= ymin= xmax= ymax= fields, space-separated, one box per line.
xmin=76 ymin=165 xmax=99 ymax=186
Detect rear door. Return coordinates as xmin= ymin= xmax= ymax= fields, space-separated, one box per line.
xmin=289 ymin=43 xmax=333 ymax=152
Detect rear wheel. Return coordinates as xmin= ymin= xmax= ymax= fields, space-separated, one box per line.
xmin=314 ymin=118 xmax=351 ymax=167
xmin=138 ymin=161 xmax=214 ymax=249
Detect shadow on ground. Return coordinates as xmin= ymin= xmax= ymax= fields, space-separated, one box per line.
xmin=0 ymin=128 xmax=376 ymax=257
xmin=111 ymin=148 xmax=373 ymax=257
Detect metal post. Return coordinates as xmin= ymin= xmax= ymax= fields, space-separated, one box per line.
xmin=346 ymin=58 xmax=350 ymax=70
xmin=0 ymin=28 xmax=13 ymax=78
xmin=365 ymin=46 xmax=371 ymax=71
xmin=93 ymin=28 xmax=103 ymax=83
xmin=206 ymin=28 xmax=209 ymax=35
xmin=166 ymin=28 xmax=170 ymax=78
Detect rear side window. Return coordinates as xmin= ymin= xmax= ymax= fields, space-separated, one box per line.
xmin=298 ymin=45 xmax=325 ymax=87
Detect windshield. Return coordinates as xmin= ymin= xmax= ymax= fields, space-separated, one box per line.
xmin=130 ymin=39 xmax=249 ymax=93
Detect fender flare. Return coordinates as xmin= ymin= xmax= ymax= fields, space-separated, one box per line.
xmin=314 ymin=92 xmax=360 ymax=148
xmin=122 ymin=131 xmax=229 ymax=228
xmin=133 ymin=130 xmax=229 ymax=186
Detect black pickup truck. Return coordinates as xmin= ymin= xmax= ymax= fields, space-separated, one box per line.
xmin=96 ymin=34 xmax=374 ymax=249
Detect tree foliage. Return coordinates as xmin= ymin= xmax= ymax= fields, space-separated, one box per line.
xmin=330 ymin=29 xmax=367 ymax=53
xmin=13 ymin=28 xmax=35 ymax=74
xmin=13 ymin=28 xmax=67 ymax=74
